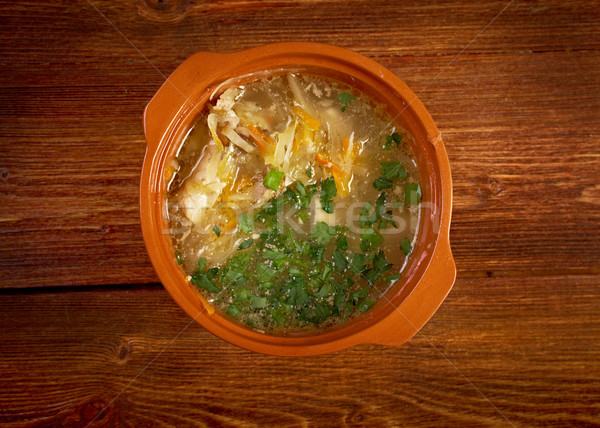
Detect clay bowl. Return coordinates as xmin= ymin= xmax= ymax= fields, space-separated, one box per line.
xmin=141 ymin=42 xmax=456 ymax=356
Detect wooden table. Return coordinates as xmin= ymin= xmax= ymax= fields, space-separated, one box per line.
xmin=1 ymin=0 xmax=598 ymax=426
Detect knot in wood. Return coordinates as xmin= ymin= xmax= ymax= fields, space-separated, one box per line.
xmin=80 ymin=398 xmax=108 ymax=423
xmin=138 ymin=0 xmax=189 ymax=22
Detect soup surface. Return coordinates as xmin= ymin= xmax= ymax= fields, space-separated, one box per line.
xmin=166 ymin=72 xmax=421 ymax=333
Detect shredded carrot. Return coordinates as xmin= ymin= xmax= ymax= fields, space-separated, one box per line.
xmin=315 ymin=152 xmax=346 ymax=177
xmin=246 ymin=124 xmax=273 ymax=154
xmin=293 ymin=125 xmax=314 ymax=151
xmin=332 ymin=170 xmax=350 ymax=198
xmin=342 ymin=137 xmax=350 ymax=153
xmin=293 ymin=105 xmax=320 ymax=130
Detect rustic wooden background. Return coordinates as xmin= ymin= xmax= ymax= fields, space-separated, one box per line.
xmin=1 ymin=0 xmax=599 ymax=426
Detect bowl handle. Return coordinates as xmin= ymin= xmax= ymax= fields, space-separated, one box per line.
xmin=143 ymin=52 xmax=228 ymax=153
xmin=361 ymin=234 xmax=456 ymax=347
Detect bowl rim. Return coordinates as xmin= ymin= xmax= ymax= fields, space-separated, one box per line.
xmin=141 ymin=42 xmax=455 ymax=356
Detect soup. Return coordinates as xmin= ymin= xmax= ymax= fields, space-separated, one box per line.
xmin=166 ymin=72 xmax=421 ymax=333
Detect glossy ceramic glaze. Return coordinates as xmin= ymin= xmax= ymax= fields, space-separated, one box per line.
xmin=141 ymin=42 xmax=456 ymax=356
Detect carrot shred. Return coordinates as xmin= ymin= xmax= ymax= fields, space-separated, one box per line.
xmin=293 ymin=105 xmax=320 ymax=130
xmin=342 ymin=137 xmax=350 ymax=152
xmin=332 ymin=170 xmax=349 ymax=198
xmin=315 ymin=152 xmax=346 ymax=177
xmin=246 ymin=124 xmax=273 ymax=154
xmin=293 ymin=125 xmax=314 ymax=151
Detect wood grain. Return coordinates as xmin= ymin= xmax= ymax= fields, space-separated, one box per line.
xmin=0 ymin=275 xmax=598 ymax=426
xmin=1 ymin=0 xmax=599 ymax=288
xmin=0 ymin=1 xmax=599 ymax=425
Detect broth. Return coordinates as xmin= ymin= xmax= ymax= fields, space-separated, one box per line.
xmin=166 ymin=72 xmax=421 ymax=333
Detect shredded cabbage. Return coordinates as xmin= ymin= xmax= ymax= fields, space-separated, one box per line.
xmin=221 ymin=126 xmax=256 ymax=153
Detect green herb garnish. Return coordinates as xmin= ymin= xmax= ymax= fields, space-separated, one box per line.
xmin=373 ymin=176 xmax=392 ymax=191
xmin=250 ymin=295 xmax=267 ymax=309
xmin=384 ymin=272 xmax=402 ymax=283
xmin=263 ymin=248 xmax=286 ymax=260
xmin=381 ymin=161 xmax=408 ymax=181
xmin=190 ymin=258 xmax=221 ymax=293
xmin=401 ymin=237 xmax=413 ymax=256
xmin=175 ymin=253 xmax=183 ymax=265
xmin=184 ymin=168 xmax=412 ymax=329
xmin=349 ymin=253 xmax=368 ymax=274
xmin=383 ymin=132 xmax=403 ymax=150
xmin=359 ymin=201 xmax=376 ymax=228
xmin=357 ymin=299 xmax=374 ymax=313
xmin=191 ymin=273 xmax=222 ymax=293
xmin=196 ymin=257 xmax=207 ymax=271
xmin=360 ymin=227 xmax=383 ymax=251
xmin=372 ymin=250 xmax=393 ymax=273
xmin=233 ymin=287 xmax=251 ymax=302
xmin=226 ymin=304 xmax=242 ymax=317
xmin=333 ymin=249 xmax=348 ymax=273
xmin=312 ymin=302 xmax=332 ymax=323
xmin=320 ymin=176 xmax=337 ymax=213
xmin=337 ymin=92 xmax=356 ymax=112
xmin=405 ymin=183 xmax=421 ymax=205
xmin=297 ymin=211 xmax=309 ymax=222
xmin=349 ymin=286 xmax=369 ymax=302
xmin=212 ymin=225 xmax=221 ymax=237
xmin=239 ymin=213 xmax=254 ymax=234
xmin=238 ymin=238 xmax=254 ymax=250
xmin=373 ymin=161 xmax=408 ymax=190
xmin=283 ymin=277 xmax=309 ymax=307
xmin=263 ymin=168 xmax=284 ymax=191
xmin=311 ymin=221 xmax=338 ymax=245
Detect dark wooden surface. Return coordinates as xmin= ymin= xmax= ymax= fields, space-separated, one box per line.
xmin=0 ymin=0 xmax=598 ymax=426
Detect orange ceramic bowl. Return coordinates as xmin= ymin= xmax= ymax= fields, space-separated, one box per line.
xmin=141 ymin=42 xmax=455 ymax=356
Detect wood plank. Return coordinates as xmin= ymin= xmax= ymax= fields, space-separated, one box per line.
xmin=2 ymin=0 xmax=599 ymax=79
xmin=0 ymin=275 xmax=598 ymax=426
xmin=1 ymin=49 xmax=598 ymax=288
xmin=1 ymin=0 xmax=599 ymax=288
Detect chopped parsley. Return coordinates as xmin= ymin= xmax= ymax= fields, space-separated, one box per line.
xmin=190 ymin=257 xmax=221 ymax=293
xmin=311 ymin=221 xmax=338 ymax=245
xmin=226 ymin=304 xmax=241 ymax=317
xmin=383 ymin=132 xmax=403 ymax=150
xmin=196 ymin=257 xmax=207 ymax=271
xmin=238 ymin=238 xmax=253 ymax=250
xmin=239 ymin=213 xmax=254 ymax=234
xmin=357 ymin=299 xmax=374 ymax=313
xmin=349 ymin=253 xmax=368 ymax=274
xmin=360 ymin=227 xmax=383 ymax=251
xmin=381 ymin=162 xmax=408 ymax=181
xmin=405 ymin=183 xmax=421 ymax=205
xmin=337 ymin=92 xmax=356 ymax=112
xmin=336 ymin=235 xmax=348 ymax=251
xmin=333 ymin=249 xmax=348 ymax=273
xmin=183 ymin=147 xmax=419 ymax=329
xmin=401 ymin=237 xmax=413 ymax=256
xmin=319 ymin=176 xmax=337 ymax=213
xmin=373 ymin=161 xmax=408 ymax=191
xmin=361 ymin=250 xmax=392 ymax=285
xmin=384 ymin=272 xmax=402 ymax=283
